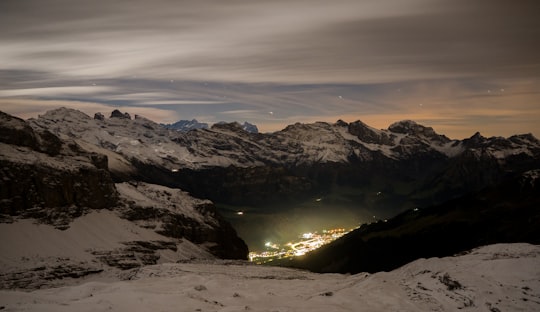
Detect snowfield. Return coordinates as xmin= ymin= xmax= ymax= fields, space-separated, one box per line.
xmin=1 ymin=243 xmax=539 ymax=311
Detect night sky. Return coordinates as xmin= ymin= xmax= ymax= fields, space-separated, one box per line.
xmin=1 ymin=0 xmax=539 ymax=138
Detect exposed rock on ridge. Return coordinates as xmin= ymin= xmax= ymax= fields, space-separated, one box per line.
xmin=0 ymin=111 xmax=118 ymax=225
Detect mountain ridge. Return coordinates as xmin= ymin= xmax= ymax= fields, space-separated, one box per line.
xmin=20 ymin=107 xmax=540 ymax=212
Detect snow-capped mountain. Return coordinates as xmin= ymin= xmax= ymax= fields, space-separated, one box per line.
xmin=240 ymin=121 xmax=259 ymax=133
xmin=1 ymin=243 xmax=539 ymax=311
xmin=39 ymin=108 xmax=540 ymax=167
xmin=28 ymin=108 xmax=539 ymax=170
xmin=20 ymin=107 xmax=540 ymax=214
xmin=162 ymin=119 xmax=209 ymax=132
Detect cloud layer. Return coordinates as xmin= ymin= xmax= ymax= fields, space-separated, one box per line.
xmin=1 ymin=0 xmax=539 ymax=138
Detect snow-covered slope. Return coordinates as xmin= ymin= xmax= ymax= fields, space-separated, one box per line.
xmin=0 ymin=210 xmax=213 ymax=289
xmin=0 ymin=179 xmax=249 ymax=289
xmin=1 ymin=243 xmax=538 ymax=311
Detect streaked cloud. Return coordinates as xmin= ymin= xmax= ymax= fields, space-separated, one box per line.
xmin=0 ymin=0 xmax=539 ymax=138
xmin=0 ymin=86 xmax=114 ymax=97
xmin=0 ymin=98 xmax=182 ymax=123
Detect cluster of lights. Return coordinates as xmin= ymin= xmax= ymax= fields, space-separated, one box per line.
xmin=249 ymin=228 xmax=352 ymax=264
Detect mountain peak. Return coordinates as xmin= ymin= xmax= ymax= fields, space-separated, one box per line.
xmin=463 ymin=132 xmax=487 ymax=147
xmin=388 ymin=119 xmax=418 ymax=130
xmin=389 ymin=120 xmax=426 ymax=134
xmin=388 ymin=120 xmax=450 ymax=143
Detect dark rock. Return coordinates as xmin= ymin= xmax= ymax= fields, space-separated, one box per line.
xmin=89 ymin=153 xmax=109 ymax=170
xmin=94 ymin=112 xmax=105 ymax=121
xmin=0 ymin=111 xmax=38 ymax=149
xmin=0 ymin=111 xmax=62 ymax=156
xmin=110 ymin=109 xmax=131 ymax=119
xmin=0 ymin=159 xmax=118 ymax=225
xmin=348 ymin=120 xmax=394 ymax=145
xmin=118 ymin=197 xmax=248 ymax=260
xmin=0 ymin=112 xmax=118 ymax=224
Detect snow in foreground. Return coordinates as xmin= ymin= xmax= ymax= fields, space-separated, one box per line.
xmin=1 ymin=243 xmax=539 ymax=312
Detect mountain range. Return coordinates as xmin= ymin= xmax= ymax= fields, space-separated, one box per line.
xmin=1 ymin=107 xmax=539 ymax=297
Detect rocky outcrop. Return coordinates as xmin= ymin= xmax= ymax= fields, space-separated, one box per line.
xmin=110 ymin=109 xmax=131 ymax=119
xmin=0 ymin=263 xmax=104 ymax=290
xmin=115 ymin=182 xmax=248 ymax=260
xmin=0 ymin=111 xmax=62 ymax=156
xmin=90 ymin=240 xmax=178 ymax=270
xmin=0 ymin=112 xmax=119 ymax=227
xmin=94 ymin=112 xmax=105 ymax=120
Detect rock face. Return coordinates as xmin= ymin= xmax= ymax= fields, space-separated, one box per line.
xmin=115 ymin=182 xmax=248 ymax=259
xmin=110 ymin=109 xmax=131 ymax=119
xmin=0 ymin=111 xmax=118 ymax=227
xmin=162 ymin=119 xmax=209 ymax=131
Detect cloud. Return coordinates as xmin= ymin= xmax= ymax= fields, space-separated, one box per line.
xmin=0 ymin=86 xmax=114 ymax=97
xmin=2 ymin=0 xmax=538 ymax=84
xmin=0 ymin=98 xmax=182 ymax=123
xmin=0 ymin=0 xmax=539 ymax=138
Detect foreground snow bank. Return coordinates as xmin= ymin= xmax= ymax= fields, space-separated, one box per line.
xmin=1 ymin=243 xmax=539 ymax=311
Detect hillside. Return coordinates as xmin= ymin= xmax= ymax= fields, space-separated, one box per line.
xmin=288 ymin=170 xmax=540 ymax=273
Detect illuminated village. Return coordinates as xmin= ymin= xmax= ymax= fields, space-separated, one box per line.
xmin=248 ymin=228 xmax=353 ymax=264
